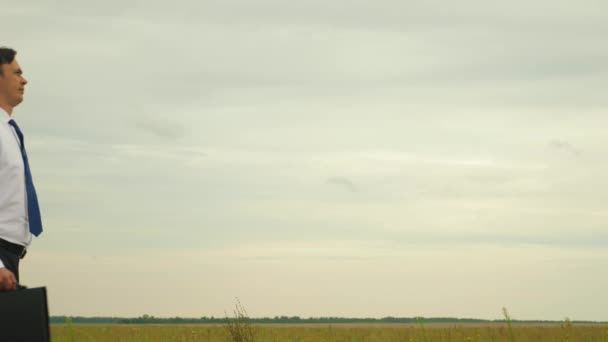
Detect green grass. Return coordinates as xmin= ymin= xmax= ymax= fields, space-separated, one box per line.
xmin=50 ymin=323 xmax=608 ymax=341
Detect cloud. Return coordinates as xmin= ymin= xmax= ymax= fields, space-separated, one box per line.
xmin=134 ymin=117 xmax=186 ymax=140
xmin=326 ymin=177 xmax=358 ymax=192
xmin=549 ymin=140 xmax=583 ymax=157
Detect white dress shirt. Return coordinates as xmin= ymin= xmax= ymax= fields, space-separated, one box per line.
xmin=0 ymin=108 xmax=32 ymax=268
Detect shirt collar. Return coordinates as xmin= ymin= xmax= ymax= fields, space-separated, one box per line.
xmin=0 ymin=107 xmax=11 ymax=124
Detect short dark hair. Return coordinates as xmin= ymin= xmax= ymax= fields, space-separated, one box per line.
xmin=0 ymin=47 xmax=17 ymax=76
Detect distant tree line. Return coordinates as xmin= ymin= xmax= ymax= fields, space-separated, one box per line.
xmin=49 ymin=315 xmax=606 ymax=325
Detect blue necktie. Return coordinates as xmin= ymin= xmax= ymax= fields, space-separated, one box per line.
xmin=8 ymin=119 xmax=43 ymax=236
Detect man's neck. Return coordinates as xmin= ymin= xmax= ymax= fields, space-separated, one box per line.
xmin=0 ymin=103 xmax=13 ymax=116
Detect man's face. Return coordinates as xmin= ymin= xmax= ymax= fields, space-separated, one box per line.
xmin=0 ymin=59 xmax=28 ymax=110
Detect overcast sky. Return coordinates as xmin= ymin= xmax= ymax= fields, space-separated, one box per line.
xmin=2 ymin=0 xmax=608 ymax=320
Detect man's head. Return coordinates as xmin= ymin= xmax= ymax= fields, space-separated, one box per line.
xmin=0 ymin=47 xmax=28 ymax=115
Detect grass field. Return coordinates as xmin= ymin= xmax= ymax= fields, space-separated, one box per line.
xmin=50 ymin=322 xmax=608 ymax=341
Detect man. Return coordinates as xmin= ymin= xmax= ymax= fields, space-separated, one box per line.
xmin=0 ymin=47 xmax=43 ymax=291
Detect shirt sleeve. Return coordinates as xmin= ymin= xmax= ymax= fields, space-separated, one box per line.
xmin=0 ymin=259 xmax=4 ymax=268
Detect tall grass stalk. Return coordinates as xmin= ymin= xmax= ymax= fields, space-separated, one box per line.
xmin=65 ymin=316 xmax=77 ymax=342
xmin=417 ymin=317 xmax=429 ymax=342
xmin=224 ymin=297 xmax=257 ymax=342
xmin=561 ymin=317 xmax=572 ymax=342
xmin=502 ymin=307 xmax=515 ymax=342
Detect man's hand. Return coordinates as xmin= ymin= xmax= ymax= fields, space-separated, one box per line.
xmin=0 ymin=267 xmax=17 ymax=291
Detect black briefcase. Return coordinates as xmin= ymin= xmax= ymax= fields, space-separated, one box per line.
xmin=0 ymin=286 xmax=50 ymax=341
